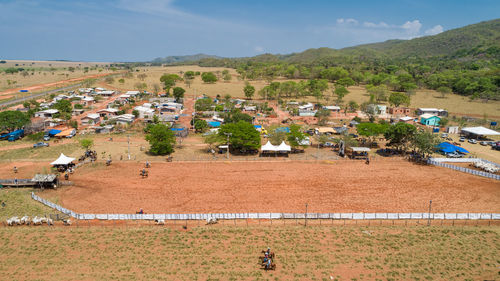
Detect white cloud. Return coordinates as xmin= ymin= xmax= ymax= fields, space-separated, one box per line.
xmin=401 ymin=20 xmax=422 ymax=38
xmin=363 ymin=21 xmax=389 ymax=28
xmin=425 ymin=25 xmax=444 ymax=35
xmin=254 ymin=46 xmax=265 ymax=53
xmin=336 ymin=18 xmax=358 ymax=25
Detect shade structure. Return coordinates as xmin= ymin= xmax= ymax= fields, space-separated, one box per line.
xmin=461 ymin=126 xmax=500 ymax=136
xmin=277 ymin=141 xmax=291 ymax=152
xmin=50 ymin=153 xmax=76 ymax=165
xmin=261 ymin=141 xmax=278 ymax=152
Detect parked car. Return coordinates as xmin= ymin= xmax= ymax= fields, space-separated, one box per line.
xmin=43 ymin=134 xmax=50 ymax=141
xmin=33 ymin=142 xmax=49 ymax=148
xmin=459 ymin=137 xmax=465 ymax=142
xmin=480 ymin=141 xmax=488 ymax=146
xmin=447 ymin=152 xmax=463 ymax=158
xmin=468 ymin=139 xmax=477 ymax=144
xmin=441 ymin=133 xmax=448 ymax=138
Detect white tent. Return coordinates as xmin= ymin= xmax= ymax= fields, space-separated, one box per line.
xmin=277 ymin=141 xmax=291 ymax=152
xmin=50 ymin=153 xmax=76 ymax=165
xmin=461 ymin=126 xmax=500 ymax=136
xmin=261 ymin=141 xmax=278 ymax=152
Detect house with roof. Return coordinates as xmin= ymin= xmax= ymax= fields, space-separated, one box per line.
xmin=94 ymin=90 xmax=115 ymax=97
xmin=399 ymin=116 xmax=414 ymax=123
xmin=72 ymin=109 xmax=85 ymax=116
xmin=323 ymin=106 xmax=341 ymax=112
xmin=81 ymin=113 xmax=101 ymax=125
xmin=97 ymin=108 xmax=120 ymax=118
xmin=80 ymin=96 xmax=95 ymax=107
xmin=389 ymin=107 xmax=412 ymax=116
xmin=416 ymin=108 xmax=448 ymax=117
xmin=420 ymin=114 xmax=441 ymax=126
xmin=113 ymin=114 xmax=135 ymax=125
xmin=35 ymin=109 xmax=59 ymax=118
xmin=134 ymin=106 xmax=155 ymax=119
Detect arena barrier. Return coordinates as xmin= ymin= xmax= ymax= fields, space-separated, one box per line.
xmin=427 ymin=158 xmax=500 ymax=180
xmin=31 ymin=192 xmax=500 ymax=221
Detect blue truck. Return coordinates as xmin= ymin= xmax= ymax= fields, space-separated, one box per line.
xmin=0 ymin=129 xmax=25 ymax=142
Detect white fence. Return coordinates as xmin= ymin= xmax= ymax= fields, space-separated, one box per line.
xmin=428 ymin=158 xmax=500 ymax=180
xmin=31 ymin=193 xmax=500 ymax=221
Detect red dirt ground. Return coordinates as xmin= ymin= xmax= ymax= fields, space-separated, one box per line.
xmin=44 ymin=159 xmax=500 ymax=214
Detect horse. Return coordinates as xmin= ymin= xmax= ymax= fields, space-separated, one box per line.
xmin=106 ymin=159 xmax=112 ymax=166
xmin=140 ymin=169 xmax=148 ymax=178
xmin=260 ymin=250 xmax=275 ymax=259
xmin=261 ymin=262 xmax=276 ymax=271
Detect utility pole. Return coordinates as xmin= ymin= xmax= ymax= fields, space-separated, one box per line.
xmin=427 ymin=200 xmax=432 ymax=226
xmin=224 ymin=132 xmax=232 ymax=160
xmin=127 ymin=134 xmax=130 ymax=160
xmin=305 ymin=203 xmax=308 ymax=227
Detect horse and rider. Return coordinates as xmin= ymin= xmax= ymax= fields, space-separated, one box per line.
xmin=260 ymin=247 xmax=276 ymax=270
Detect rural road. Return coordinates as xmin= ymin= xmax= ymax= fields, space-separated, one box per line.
xmin=0 ymin=73 xmax=123 ymax=108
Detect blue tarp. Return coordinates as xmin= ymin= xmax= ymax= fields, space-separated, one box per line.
xmin=254 ymin=125 xmax=262 ymax=129
xmin=437 ymin=142 xmax=469 ymax=154
xmin=170 ymin=128 xmax=185 ymax=131
xmin=208 ymin=121 xmax=221 ymax=128
xmin=48 ymin=129 xmax=62 ymax=136
xmin=275 ymin=127 xmax=290 ymax=133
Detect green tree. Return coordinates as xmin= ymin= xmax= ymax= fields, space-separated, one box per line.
xmin=348 ymin=100 xmax=359 ymax=112
xmin=223 ymin=109 xmax=253 ymax=124
xmin=388 ymin=92 xmax=411 ymax=107
xmin=315 ymin=109 xmax=331 ymax=126
xmin=160 ymin=73 xmax=181 ymax=94
xmin=218 ymin=121 xmax=260 ymax=152
xmin=203 ymin=132 xmax=223 ymax=151
xmin=53 ymin=100 xmax=72 ymax=114
xmin=366 ymin=84 xmax=389 ymax=103
xmin=334 ymin=86 xmax=349 ymax=104
xmin=222 ymin=70 xmax=232 ymax=82
xmin=172 ymin=87 xmax=185 ymax=102
xmin=411 ymin=130 xmax=439 ymax=157
xmin=287 ymin=124 xmax=308 ymax=148
xmin=436 ymin=86 xmax=452 ymax=98
xmin=439 ymin=117 xmax=449 ymax=128
xmin=0 ymin=111 xmax=30 ymax=132
xmin=336 ymin=77 xmax=355 ymax=87
xmin=243 ymin=82 xmax=255 ymax=99
xmin=356 ymin=122 xmax=389 ymax=144
xmin=201 ymin=72 xmax=218 ymax=83
xmin=194 ymin=119 xmax=208 ymax=133
xmin=384 ymin=122 xmax=417 ymax=152
xmin=79 ymin=139 xmax=94 ymax=150
xmin=145 ymin=124 xmax=176 ymax=155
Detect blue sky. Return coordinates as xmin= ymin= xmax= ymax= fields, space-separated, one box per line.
xmin=0 ymin=0 xmax=498 ymax=62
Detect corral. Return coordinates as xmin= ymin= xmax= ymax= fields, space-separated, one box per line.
xmin=40 ymin=159 xmax=500 ymax=214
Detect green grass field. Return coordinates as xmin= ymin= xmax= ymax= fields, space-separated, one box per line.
xmin=0 ymin=188 xmax=59 ymax=220
xmin=0 ymin=225 xmax=497 ymax=280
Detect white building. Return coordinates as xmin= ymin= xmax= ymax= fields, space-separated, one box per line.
xmin=133 ymin=106 xmax=155 ymax=119
xmin=35 ymin=109 xmax=59 ymax=118
xmin=81 ymin=113 xmax=101 ymax=125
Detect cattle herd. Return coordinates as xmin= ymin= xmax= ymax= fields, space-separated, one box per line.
xmin=5 ymin=216 xmax=72 ymax=226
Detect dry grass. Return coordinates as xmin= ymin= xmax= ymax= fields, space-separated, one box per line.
xmin=0 ymin=225 xmax=497 ymax=280
xmin=0 ymin=188 xmax=59 ymax=220
xmin=105 ymin=66 xmax=500 ymax=118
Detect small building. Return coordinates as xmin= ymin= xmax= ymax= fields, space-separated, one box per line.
xmin=72 ymin=109 xmax=85 ymax=116
xmin=35 ymin=109 xmax=59 ymax=118
xmin=347 ymin=147 xmax=370 ymax=159
xmin=134 ymin=106 xmax=155 ymax=119
xmin=389 ymin=107 xmax=411 ymax=116
xmin=32 ymin=174 xmax=58 ymax=189
xmin=315 ymin=127 xmax=335 ymax=135
xmin=243 ymin=106 xmax=257 ymax=112
xmin=446 ymin=126 xmax=459 ymax=134
xmin=420 ymin=114 xmax=441 ymax=126
xmin=94 ymin=90 xmax=115 ymax=97
xmin=93 ymin=125 xmax=114 ymax=134
xmin=416 ymin=108 xmax=448 ymax=117
xmin=81 ymin=113 xmax=101 ymax=125
xmin=299 ymin=103 xmax=314 ymax=111
xmin=299 ymin=110 xmax=317 ymax=117
xmin=125 ymin=91 xmax=141 ymax=97
xmin=113 ymin=114 xmax=135 ymax=125
xmin=399 ymin=116 xmax=414 ymax=123
xmin=97 ymin=108 xmax=119 ymax=118
xmin=323 ymin=105 xmax=341 ymax=112
xmin=81 ymin=96 xmax=95 ymax=106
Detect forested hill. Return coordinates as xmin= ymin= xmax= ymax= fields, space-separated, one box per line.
xmin=343 ymin=18 xmax=500 ymax=58
xmin=152 ymin=53 xmax=221 ymax=64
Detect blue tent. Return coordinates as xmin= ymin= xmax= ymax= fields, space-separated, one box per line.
xmin=437 ymin=142 xmax=469 ymax=154
xmin=48 ymin=129 xmax=62 ymax=136
xmin=208 ymin=121 xmax=221 ymax=128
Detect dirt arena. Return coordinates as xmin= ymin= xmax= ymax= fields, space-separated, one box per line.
xmin=41 ymin=159 xmax=500 ymax=214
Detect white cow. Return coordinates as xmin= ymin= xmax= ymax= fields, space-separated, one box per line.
xmin=63 ymin=219 xmax=72 ymax=226
xmin=20 ymin=216 xmax=31 ymax=225
xmin=154 ymin=219 xmax=165 ymax=225
xmin=206 ymin=217 xmax=218 ymax=225
xmin=32 ymin=216 xmax=43 ymax=225
xmin=7 ymin=217 xmax=21 ymax=226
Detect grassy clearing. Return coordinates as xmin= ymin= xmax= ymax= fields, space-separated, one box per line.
xmin=0 ymin=142 xmax=82 ymax=161
xmin=0 ymin=188 xmax=59 ymax=220
xmin=0 ymin=225 xmax=497 ymax=280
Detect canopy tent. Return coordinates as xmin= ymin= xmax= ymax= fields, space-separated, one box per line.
xmin=461 ymin=126 xmax=500 ymax=136
xmin=55 ymin=129 xmax=76 ymax=138
xmin=350 ymin=147 xmax=371 ymax=152
xmin=208 ymin=121 xmax=221 ymax=128
xmin=50 ymin=153 xmax=76 ymax=166
xmin=277 ymin=141 xmax=291 ymax=152
xmin=437 ymin=142 xmax=469 ymax=154
xmin=261 ymin=141 xmax=278 ymax=152
xmin=48 ymin=129 xmax=62 ymax=136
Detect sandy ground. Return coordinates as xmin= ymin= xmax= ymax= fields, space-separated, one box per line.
xmin=40 ymin=159 xmax=500 ymax=214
